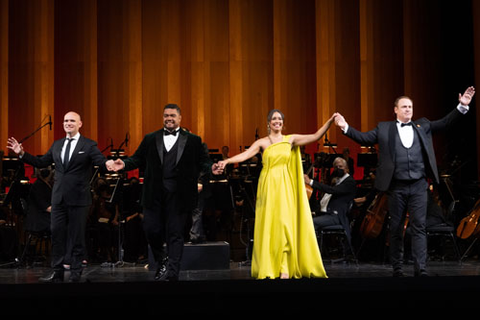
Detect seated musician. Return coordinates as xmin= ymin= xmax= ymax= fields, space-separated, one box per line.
xmin=304 ymin=157 xmax=356 ymax=241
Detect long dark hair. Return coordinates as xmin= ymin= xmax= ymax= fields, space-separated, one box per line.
xmin=267 ymin=109 xmax=285 ymax=134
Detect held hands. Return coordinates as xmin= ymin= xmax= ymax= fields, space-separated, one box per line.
xmin=333 ymin=113 xmax=347 ymax=130
xmin=211 ymin=162 xmax=224 ymax=175
xmin=7 ymin=137 xmax=24 ymax=156
xmin=106 ymin=159 xmax=125 ymax=172
xmin=459 ymin=86 xmax=475 ymax=106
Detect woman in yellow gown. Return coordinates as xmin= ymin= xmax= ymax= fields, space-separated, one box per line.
xmin=218 ymin=110 xmax=335 ymax=279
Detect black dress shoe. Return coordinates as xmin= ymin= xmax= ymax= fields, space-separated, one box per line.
xmin=414 ymin=269 xmax=429 ymax=277
xmin=69 ymin=271 xmax=82 ymax=283
xmin=393 ymin=269 xmax=405 ymax=277
xmin=154 ymin=264 xmax=168 ymax=281
xmin=39 ymin=270 xmax=64 ymax=283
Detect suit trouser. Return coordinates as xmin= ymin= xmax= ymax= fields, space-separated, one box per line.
xmin=50 ymin=203 xmax=89 ymax=272
xmin=387 ymin=178 xmax=428 ymax=273
xmin=143 ymin=192 xmax=188 ymax=279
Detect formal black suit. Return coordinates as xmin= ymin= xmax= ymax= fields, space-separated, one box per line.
xmin=123 ymin=128 xmax=212 ymax=280
xmin=311 ymin=174 xmax=356 ymax=242
xmin=344 ymin=108 xmax=465 ymax=275
xmin=21 ymin=135 xmax=107 ymax=275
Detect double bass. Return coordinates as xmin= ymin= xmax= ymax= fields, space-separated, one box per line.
xmin=359 ymin=192 xmax=389 ymax=239
xmin=456 ymin=198 xmax=480 ymax=239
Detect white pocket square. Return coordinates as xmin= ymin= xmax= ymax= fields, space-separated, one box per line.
xmin=78 ymin=151 xmax=85 ymax=154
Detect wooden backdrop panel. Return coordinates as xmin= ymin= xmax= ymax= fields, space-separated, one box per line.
xmin=1 ymin=0 xmax=478 ymax=181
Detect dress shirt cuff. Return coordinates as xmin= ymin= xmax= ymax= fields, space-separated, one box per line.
xmin=342 ymin=123 xmax=349 ymax=134
xmin=457 ymin=103 xmax=469 ymax=114
xmin=309 ymin=180 xmax=314 ymax=187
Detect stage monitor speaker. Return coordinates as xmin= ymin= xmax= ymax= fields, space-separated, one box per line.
xmin=148 ymin=241 xmax=230 ymax=271
xmin=181 ymin=241 xmax=230 ymax=270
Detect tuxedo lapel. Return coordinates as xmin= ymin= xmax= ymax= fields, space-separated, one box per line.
xmin=176 ymin=130 xmax=188 ymax=165
xmin=56 ymin=138 xmax=67 ymax=171
xmin=155 ymin=130 xmax=164 ymax=164
xmin=66 ymin=136 xmax=85 ymax=170
xmin=411 ymin=121 xmax=427 ymax=149
xmin=388 ymin=121 xmax=397 ymax=162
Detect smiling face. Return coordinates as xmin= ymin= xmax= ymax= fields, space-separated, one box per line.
xmin=163 ymin=107 xmax=182 ymax=131
xmin=268 ymin=111 xmax=284 ymax=133
xmin=63 ymin=112 xmax=82 ymax=137
xmin=394 ymin=97 xmax=413 ymax=123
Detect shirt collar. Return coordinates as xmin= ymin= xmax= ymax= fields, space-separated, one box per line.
xmin=66 ymin=132 xmax=81 ymax=140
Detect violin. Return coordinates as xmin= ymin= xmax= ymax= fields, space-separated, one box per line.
xmin=456 ymin=198 xmax=480 ymax=239
xmin=359 ymin=192 xmax=389 ymax=239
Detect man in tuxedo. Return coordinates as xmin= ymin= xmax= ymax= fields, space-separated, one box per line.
xmin=7 ymin=111 xmax=109 ymax=282
xmin=109 ymin=104 xmax=222 ymax=281
xmin=334 ymin=86 xmax=475 ymax=277
xmin=304 ymin=157 xmax=356 ymax=244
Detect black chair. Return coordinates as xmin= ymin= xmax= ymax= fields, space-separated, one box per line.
xmin=317 ymin=203 xmax=358 ymax=265
xmin=426 ymin=201 xmax=461 ymax=263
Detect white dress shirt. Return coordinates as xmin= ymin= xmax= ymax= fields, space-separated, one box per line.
xmin=163 ymin=128 xmax=180 ymax=152
xmin=61 ymin=132 xmax=80 ymax=163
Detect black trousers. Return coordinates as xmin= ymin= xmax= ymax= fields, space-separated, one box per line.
xmin=387 ymin=178 xmax=428 ymax=273
xmin=313 ymin=212 xmax=340 ymax=231
xmin=50 ymin=203 xmax=89 ymax=272
xmin=143 ymin=191 xmax=188 ymax=279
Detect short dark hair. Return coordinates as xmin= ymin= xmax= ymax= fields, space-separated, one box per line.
xmin=394 ymin=96 xmax=413 ymax=108
xmin=164 ymin=103 xmax=181 ymax=114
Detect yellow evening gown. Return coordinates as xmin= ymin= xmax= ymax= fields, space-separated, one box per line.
xmin=251 ymin=135 xmax=327 ymax=279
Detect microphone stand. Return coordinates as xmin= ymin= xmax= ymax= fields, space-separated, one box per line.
xmin=115 ymin=134 xmax=129 ymax=158
xmin=101 ymin=138 xmax=114 ymax=154
xmin=18 ymin=118 xmax=52 ymax=143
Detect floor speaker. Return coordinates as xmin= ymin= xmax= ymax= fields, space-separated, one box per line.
xmin=181 ymin=241 xmax=230 ymax=270
xmin=147 ymin=241 xmax=230 ymax=271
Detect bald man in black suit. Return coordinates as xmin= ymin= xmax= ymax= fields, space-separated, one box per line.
xmin=8 ymin=111 xmax=109 ymax=282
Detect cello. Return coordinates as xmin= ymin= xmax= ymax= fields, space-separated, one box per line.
xmin=359 ymin=192 xmax=389 ymax=239
xmin=456 ymin=198 xmax=480 ymax=239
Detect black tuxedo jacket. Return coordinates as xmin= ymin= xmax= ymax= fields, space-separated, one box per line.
xmin=21 ymin=135 xmax=107 ymax=206
xmin=123 ymin=128 xmax=212 ymax=211
xmin=312 ymin=175 xmax=356 ymax=240
xmin=344 ymin=108 xmax=464 ymax=191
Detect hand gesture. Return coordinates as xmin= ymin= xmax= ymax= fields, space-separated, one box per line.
xmin=459 ymin=86 xmax=475 ymax=106
xmin=7 ymin=137 xmax=24 ymax=156
xmin=334 ymin=113 xmax=347 ymax=130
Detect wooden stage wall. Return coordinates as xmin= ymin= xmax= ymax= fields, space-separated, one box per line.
xmin=1 ymin=0 xmax=479 ymax=181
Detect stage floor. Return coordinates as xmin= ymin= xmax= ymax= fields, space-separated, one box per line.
xmin=1 ymin=259 xmax=480 ymax=283
xmin=1 ymin=260 xmax=480 ymax=313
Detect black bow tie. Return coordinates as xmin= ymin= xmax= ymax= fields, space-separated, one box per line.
xmin=400 ymin=122 xmax=412 ymax=127
xmin=164 ymin=129 xmax=177 ymax=136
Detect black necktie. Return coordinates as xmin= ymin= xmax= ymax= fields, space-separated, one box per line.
xmin=63 ymin=138 xmax=73 ymax=168
xmin=164 ymin=130 xmax=177 ymax=136
xmin=400 ymin=122 xmax=412 ymax=127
